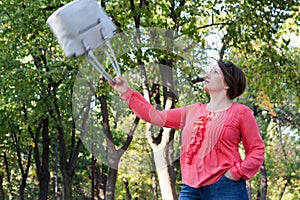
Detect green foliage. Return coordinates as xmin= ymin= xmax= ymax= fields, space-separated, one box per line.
xmin=115 ymin=171 xmax=154 ymax=200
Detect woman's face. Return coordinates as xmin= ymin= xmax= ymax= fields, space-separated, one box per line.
xmin=203 ymin=65 xmax=228 ymax=93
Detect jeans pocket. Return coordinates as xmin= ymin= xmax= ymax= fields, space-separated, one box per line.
xmin=206 ymin=175 xmax=249 ymax=200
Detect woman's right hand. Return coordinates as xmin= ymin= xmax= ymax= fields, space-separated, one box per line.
xmin=109 ymin=76 xmax=130 ymax=94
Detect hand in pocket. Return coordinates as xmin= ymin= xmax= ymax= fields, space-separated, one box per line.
xmin=224 ymin=170 xmax=238 ymax=181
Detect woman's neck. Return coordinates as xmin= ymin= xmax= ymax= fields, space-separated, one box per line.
xmin=206 ymin=92 xmax=232 ymax=112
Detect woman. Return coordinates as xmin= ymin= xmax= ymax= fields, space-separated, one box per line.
xmin=110 ymin=61 xmax=265 ymax=200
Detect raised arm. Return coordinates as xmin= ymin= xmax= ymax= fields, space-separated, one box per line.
xmin=110 ymin=77 xmax=184 ymax=129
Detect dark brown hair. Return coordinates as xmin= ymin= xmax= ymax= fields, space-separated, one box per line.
xmin=217 ymin=61 xmax=247 ymax=100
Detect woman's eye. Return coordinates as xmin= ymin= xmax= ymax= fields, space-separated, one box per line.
xmin=208 ymin=68 xmax=219 ymax=75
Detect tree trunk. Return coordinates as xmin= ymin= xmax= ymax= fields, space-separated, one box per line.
xmin=151 ymin=170 xmax=159 ymax=200
xmin=97 ymin=91 xmax=137 ymax=200
xmin=105 ymin=168 xmax=118 ymax=200
xmin=138 ymin=54 xmax=177 ymax=199
xmin=54 ymin=137 xmax=59 ymax=200
xmin=95 ymin=164 xmax=107 ymax=200
xmin=13 ymin=130 xmax=32 ymax=200
xmin=154 ymin=141 xmax=177 ymax=200
xmin=23 ymin=104 xmax=51 ymax=200
xmin=91 ymin=156 xmax=95 ymax=200
xmin=0 ymin=174 xmax=4 ymax=200
xmin=39 ymin=172 xmax=50 ymax=200
xmin=18 ymin=182 xmax=25 ymax=200
xmin=278 ymin=174 xmax=291 ymax=200
xmin=91 ymin=158 xmax=107 ymax=200
xmin=123 ymin=177 xmax=132 ymax=200
xmin=277 ymin=123 xmax=290 ymax=200
xmin=3 ymin=152 xmax=13 ymax=200
xmin=99 ymin=93 xmax=119 ymax=200
xmin=260 ymin=162 xmax=267 ymax=200
xmin=17 ymin=150 xmax=32 ymax=200
xmin=128 ymin=3 xmax=178 ymax=197
xmin=51 ymin=84 xmax=85 ymax=200
xmin=144 ymin=97 xmax=177 ymax=200
xmin=39 ymin=118 xmax=50 ymax=200
xmin=246 ymin=180 xmax=252 ymax=199
xmin=61 ymin=171 xmax=73 ymax=200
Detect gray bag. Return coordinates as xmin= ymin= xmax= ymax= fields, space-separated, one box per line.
xmin=47 ymin=0 xmax=120 ymax=83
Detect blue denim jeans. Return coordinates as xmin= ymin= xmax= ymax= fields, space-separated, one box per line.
xmin=178 ymin=175 xmax=249 ymax=200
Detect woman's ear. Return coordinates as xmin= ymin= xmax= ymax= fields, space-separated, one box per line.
xmin=224 ymin=85 xmax=229 ymax=90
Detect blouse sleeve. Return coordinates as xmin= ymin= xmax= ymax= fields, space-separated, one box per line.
xmin=230 ymin=106 xmax=265 ymax=180
xmin=120 ymin=88 xmax=184 ymax=129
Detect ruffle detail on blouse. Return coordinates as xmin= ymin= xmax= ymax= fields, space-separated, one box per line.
xmin=185 ymin=112 xmax=213 ymax=165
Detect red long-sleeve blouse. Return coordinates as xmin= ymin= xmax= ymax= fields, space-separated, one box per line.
xmin=121 ymin=88 xmax=265 ymax=188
